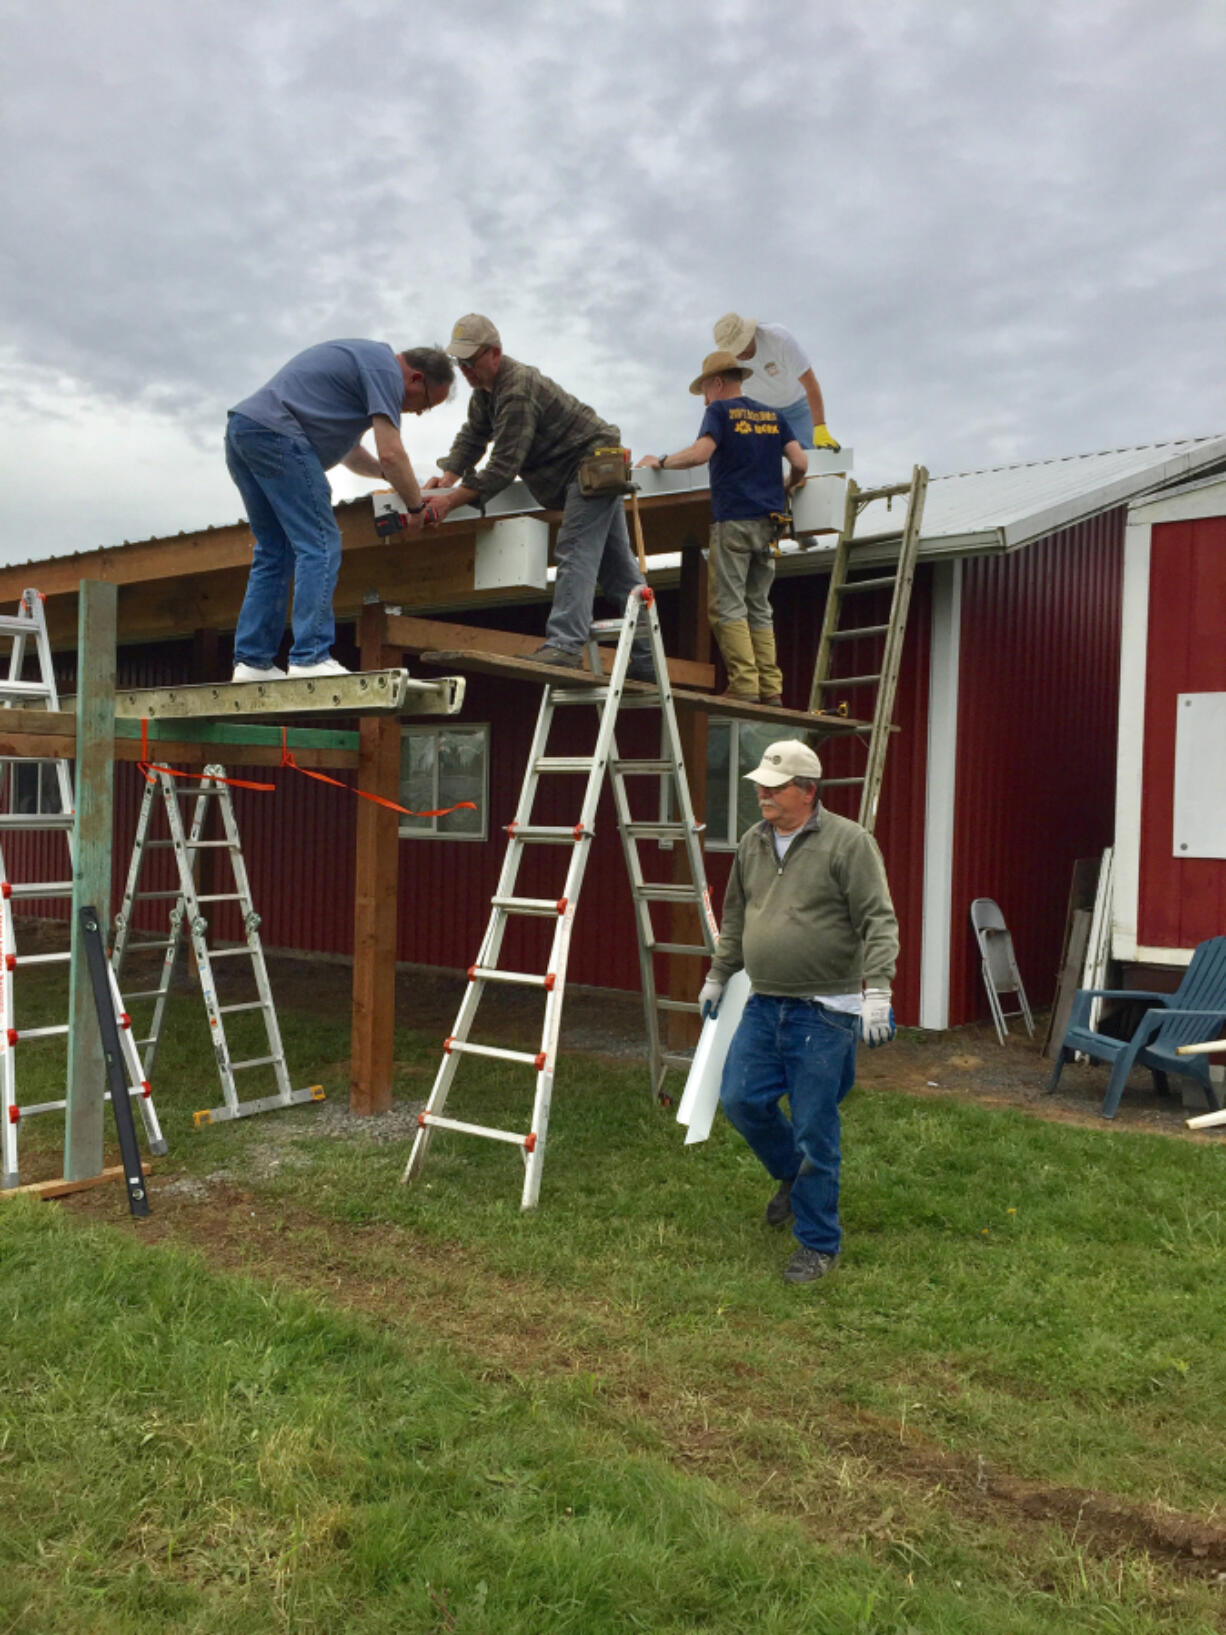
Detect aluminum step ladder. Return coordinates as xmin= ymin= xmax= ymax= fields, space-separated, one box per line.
xmin=0 ymin=587 xmax=167 ymax=1188
xmin=807 ymin=465 xmax=928 ymax=834
xmin=403 ymin=585 xmax=718 ymax=1209
xmin=111 ymin=764 xmax=324 ymax=1126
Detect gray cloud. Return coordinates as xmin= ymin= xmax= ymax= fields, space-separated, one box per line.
xmin=1 ymin=0 xmax=1223 ymax=560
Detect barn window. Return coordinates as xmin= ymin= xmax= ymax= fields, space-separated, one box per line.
xmin=0 ymin=760 xmax=65 ymax=817
xmin=704 ymin=720 xmax=781 ymax=849
xmin=398 ymin=724 xmax=488 ymax=841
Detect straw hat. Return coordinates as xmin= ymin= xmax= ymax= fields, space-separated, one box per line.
xmin=712 ymin=312 xmax=758 ymax=357
xmin=689 ymin=349 xmax=752 ymax=395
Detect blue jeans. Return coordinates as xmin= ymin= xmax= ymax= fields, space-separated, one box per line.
xmin=720 ymin=994 xmax=858 ymax=1254
xmin=544 ymin=479 xmax=652 ymax=669
xmin=779 ymin=395 xmax=814 ymax=447
xmin=226 ymin=412 xmax=342 ymax=668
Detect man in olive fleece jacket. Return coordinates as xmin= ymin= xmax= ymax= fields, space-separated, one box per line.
xmin=699 ymin=739 xmax=899 ymax=1284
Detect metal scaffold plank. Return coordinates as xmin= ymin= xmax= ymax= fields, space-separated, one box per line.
xmin=101 ymin=669 xmax=465 ymax=721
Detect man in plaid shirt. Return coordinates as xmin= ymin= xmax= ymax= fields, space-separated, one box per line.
xmin=424 ymin=315 xmax=655 ymax=679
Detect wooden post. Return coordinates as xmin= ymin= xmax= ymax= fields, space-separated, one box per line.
xmin=350 ymin=603 xmax=400 ymax=1115
xmin=64 ymin=582 xmax=117 ymax=1180
xmin=669 ymin=542 xmax=712 ymax=1051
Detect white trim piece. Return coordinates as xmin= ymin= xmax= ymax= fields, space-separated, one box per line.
xmin=1131 ymin=944 xmax=1196 ymax=969
xmin=1111 ymin=513 xmax=1154 ymax=961
xmin=1126 ymin=473 xmax=1226 ymax=526
xmin=919 ymin=559 xmax=962 ymax=1029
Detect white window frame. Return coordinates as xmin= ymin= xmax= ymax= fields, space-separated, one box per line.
xmin=398 ymin=723 xmax=489 ymax=842
xmin=0 ymin=759 xmax=65 ymax=816
xmin=704 ymin=719 xmax=781 ymax=851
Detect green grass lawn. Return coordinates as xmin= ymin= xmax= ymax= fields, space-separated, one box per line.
xmin=3 ymin=978 xmax=1226 ymax=1633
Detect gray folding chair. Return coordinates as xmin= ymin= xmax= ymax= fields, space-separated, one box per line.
xmin=970 ymin=898 xmax=1034 ymax=1045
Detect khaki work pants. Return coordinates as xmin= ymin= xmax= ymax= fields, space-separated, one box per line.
xmin=707 ymin=517 xmax=784 ymax=700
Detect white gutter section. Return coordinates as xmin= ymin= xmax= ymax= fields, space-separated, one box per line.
xmin=919 ymin=559 xmax=962 ymax=1028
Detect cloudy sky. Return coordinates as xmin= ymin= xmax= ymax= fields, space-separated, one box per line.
xmin=1 ymin=0 xmax=1223 ymax=566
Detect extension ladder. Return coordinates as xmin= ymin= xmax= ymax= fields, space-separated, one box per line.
xmin=404 ymin=586 xmax=717 ymax=1209
xmin=807 ymin=465 xmax=929 ymax=834
xmin=0 ymin=587 xmax=167 ymax=1188
xmin=111 ymin=764 xmax=324 ymax=1126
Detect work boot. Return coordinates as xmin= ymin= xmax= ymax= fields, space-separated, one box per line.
xmin=782 ymin=1246 xmax=839 ymax=1284
xmin=530 ymin=644 xmax=582 ymax=668
xmin=765 ymin=1178 xmax=794 ymax=1228
xmin=749 ymin=625 xmax=784 ymax=701
xmin=711 ymin=619 xmax=759 ymax=698
xmin=625 ymin=656 xmax=657 ymax=684
xmin=759 ymin=693 xmax=783 ymax=707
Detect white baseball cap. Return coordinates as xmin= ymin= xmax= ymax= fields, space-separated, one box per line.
xmin=743 ymin=739 xmax=823 ymax=786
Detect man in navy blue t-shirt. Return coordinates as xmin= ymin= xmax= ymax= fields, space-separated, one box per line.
xmin=226 ymin=340 xmax=454 ymax=681
xmin=637 ymin=350 xmax=807 ymax=703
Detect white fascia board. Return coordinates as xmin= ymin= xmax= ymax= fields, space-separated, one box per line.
xmin=1129 ymin=944 xmax=1196 ymax=969
xmin=1127 ymin=475 xmax=1226 ymax=526
xmin=919 ymin=559 xmax=962 ymax=1029
xmin=1110 ymin=514 xmax=1153 ymax=961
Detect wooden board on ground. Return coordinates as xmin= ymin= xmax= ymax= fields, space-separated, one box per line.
xmin=0 ymin=1162 xmax=152 ymax=1202
xmin=1044 ymin=908 xmax=1093 ymax=1060
xmin=417 ymin=649 xmax=870 ymax=733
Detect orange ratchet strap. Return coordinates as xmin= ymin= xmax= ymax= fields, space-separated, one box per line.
xmin=279 ymin=729 xmax=477 ymax=819
xmin=137 ymin=720 xmax=276 ymax=790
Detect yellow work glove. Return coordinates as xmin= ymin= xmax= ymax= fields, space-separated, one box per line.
xmin=812 ymin=423 xmax=841 ymax=452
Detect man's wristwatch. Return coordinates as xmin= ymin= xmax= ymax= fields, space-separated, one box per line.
xmin=405 ymin=502 xmax=426 ymax=514
xmin=658 ymin=455 xmax=669 ymax=470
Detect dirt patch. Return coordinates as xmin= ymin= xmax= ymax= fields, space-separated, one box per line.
xmin=60 ymin=1178 xmax=1226 ymax=1583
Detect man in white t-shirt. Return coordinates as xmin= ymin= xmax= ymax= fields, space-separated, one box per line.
xmin=712 ymin=314 xmax=839 ymax=451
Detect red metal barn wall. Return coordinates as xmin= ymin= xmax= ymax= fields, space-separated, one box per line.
xmin=1137 ymin=513 xmax=1226 ymax=949
xmin=948 ymin=512 xmax=1124 ymax=1025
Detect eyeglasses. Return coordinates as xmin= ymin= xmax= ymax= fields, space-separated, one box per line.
xmin=457 ymin=349 xmax=486 ymax=376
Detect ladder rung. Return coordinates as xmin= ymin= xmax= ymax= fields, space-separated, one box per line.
xmin=656 ymin=997 xmax=701 ymax=1013
xmin=169 ymin=787 xmax=226 ymax=797
xmin=856 ymin=480 xmax=914 ymax=502
xmin=836 ymin=575 xmax=898 ymax=595
xmin=610 ymin=758 xmax=672 ymax=776
xmin=203 ymin=947 xmax=253 ymax=959
xmin=649 ymin=942 xmax=711 ymax=957
xmin=468 ymin=966 xmax=554 ymax=990
xmin=0 ymin=614 xmax=40 ymax=635
xmin=828 ymin=624 xmax=890 ymax=641
xmin=218 ymin=1001 xmax=268 ymax=1015
xmin=11 ymin=950 xmax=72 ymax=966
xmin=11 ymin=1023 xmax=69 ymax=1041
xmin=505 ymin=825 xmax=591 ymax=844
xmin=196 ymin=893 xmax=243 ymax=903
xmin=587 ymin=618 xmax=628 ymax=635
xmin=0 ymin=813 xmax=73 ymax=830
xmin=634 ymin=884 xmax=705 ymax=904
xmin=230 ymin=1055 xmax=281 ymax=1071
xmin=418 ymin=1111 xmax=536 ymax=1149
xmin=4 ymin=881 xmax=73 ymax=899
xmin=123 ymin=989 xmax=168 ymax=1001
xmin=532 ymin=756 xmax=598 ymax=774
xmin=623 ymin=822 xmax=692 ymax=841
xmin=490 ymin=894 xmax=567 ymax=918
xmin=818 ymin=775 xmax=867 ymax=788
xmin=131 ymin=889 xmax=185 ymax=900
xmin=118 ymin=939 xmax=176 ymax=953
xmin=661 ymin=1051 xmax=696 ymax=1073
xmin=15 ymin=1085 xmax=147 ymax=1119
xmin=184 ymin=839 xmax=239 ymax=849
xmin=445 ymin=1039 xmax=546 ymax=1068
xmin=816 ymin=674 xmax=881 ymax=689
xmin=0 ymin=681 xmax=54 ymax=699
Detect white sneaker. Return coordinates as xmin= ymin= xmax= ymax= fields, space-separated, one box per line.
xmin=232 ymin=663 xmax=287 ymax=683
xmin=287 ymin=658 xmax=351 ymax=679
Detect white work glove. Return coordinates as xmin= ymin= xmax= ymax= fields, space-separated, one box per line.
xmin=699 ymin=979 xmax=724 ymax=1021
xmin=860 ymin=988 xmax=895 ymax=1048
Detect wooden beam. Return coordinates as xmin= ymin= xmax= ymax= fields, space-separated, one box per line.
xmin=386 ymin=613 xmax=715 ymax=691
xmin=0 ymin=710 xmax=359 ymax=769
xmin=64 ymin=582 xmax=116 ymax=1182
xmin=0 ymin=1161 xmax=152 ymax=1202
xmin=350 ymin=605 xmax=401 ymax=1117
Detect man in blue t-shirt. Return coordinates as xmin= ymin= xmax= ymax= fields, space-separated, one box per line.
xmin=226 ymin=340 xmax=454 ymax=681
xmin=637 ymin=350 xmax=807 ymax=703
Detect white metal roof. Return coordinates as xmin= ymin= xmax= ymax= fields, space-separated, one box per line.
xmin=852 ymin=434 xmax=1226 ymax=556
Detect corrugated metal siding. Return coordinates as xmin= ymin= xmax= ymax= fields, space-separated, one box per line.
xmin=1137 ymin=514 xmax=1226 ymax=949
xmin=948 ymin=511 xmax=1125 ymax=1025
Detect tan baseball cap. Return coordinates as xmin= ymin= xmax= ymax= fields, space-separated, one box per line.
xmin=445 ymin=314 xmax=501 ymax=359
xmin=713 ymin=312 xmax=758 ymax=357
xmin=689 ymin=349 xmax=752 ymax=395
xmin=743 ymin=739 xmax=823 ymax=786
